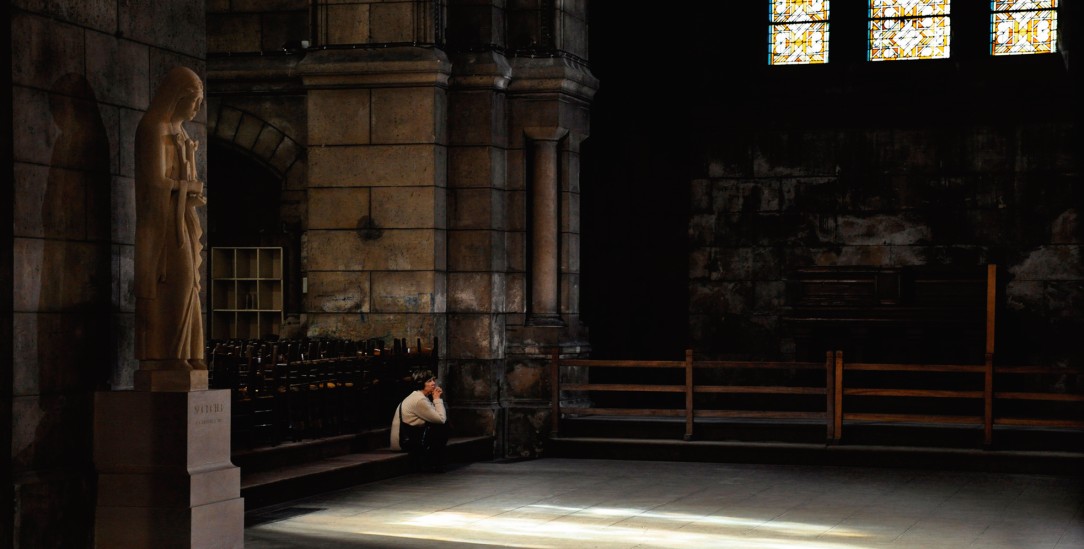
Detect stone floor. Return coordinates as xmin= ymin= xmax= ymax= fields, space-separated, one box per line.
xmin=245 ymin=457 xmax=1084 ymax=548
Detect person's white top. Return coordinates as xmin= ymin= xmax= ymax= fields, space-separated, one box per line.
xmin=389 ymin=390 xmax=446 ymax=451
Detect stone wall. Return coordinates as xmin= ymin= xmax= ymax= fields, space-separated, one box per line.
xmin=689 ymin=122 xmax=1081 ymax=366
xmin=8 ymin=2 xmax=206 ymax=546
xmin=685 ymin=61 xmax=1081 ymax=369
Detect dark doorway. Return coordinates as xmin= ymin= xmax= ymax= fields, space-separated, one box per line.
xmin=207 ymin=142 xmax=282 ymax=246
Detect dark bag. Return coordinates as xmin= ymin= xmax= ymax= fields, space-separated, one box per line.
xmin=398 ymin=403 xmax=430 ymax=452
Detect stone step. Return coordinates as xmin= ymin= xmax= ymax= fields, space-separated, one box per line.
xmin=239 ymin=435 xmax=494 ymax=512
xmin=548 ymin=435 xmax=1084 ymax=476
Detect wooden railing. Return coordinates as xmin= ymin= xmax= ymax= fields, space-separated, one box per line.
xmin=551 ymin=349 xmax=834 ymax=441
xmin=551 ymin=349 xmax=1083 ymax=447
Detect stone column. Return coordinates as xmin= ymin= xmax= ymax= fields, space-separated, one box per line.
xmin=525 ymin=127 xmax=568 ymax=326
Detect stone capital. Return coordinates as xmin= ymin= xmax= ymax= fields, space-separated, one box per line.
xmin=523 ymin=127 xmax=569 ymax=142
xmin=507 ymin=56 xmax=599 ymax=101
xmin=449 ymin=50 xmax=513 ymax=91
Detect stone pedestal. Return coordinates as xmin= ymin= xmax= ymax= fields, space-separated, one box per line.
xmin=93 ymin=389 xmax=243 ymax=549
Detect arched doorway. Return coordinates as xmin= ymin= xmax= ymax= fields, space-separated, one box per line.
xmin=207 ymin=142 xmax=301 ymax=340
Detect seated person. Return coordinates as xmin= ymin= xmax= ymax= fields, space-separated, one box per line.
xmin=390 ymin=370 xmax=448 ymax=472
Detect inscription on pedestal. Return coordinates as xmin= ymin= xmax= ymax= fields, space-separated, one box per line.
xmin=192 ymin=402 xmax=225 ymax=426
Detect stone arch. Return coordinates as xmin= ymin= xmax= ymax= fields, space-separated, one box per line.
xmin=206 ymin=103 xmax=305 ymax=186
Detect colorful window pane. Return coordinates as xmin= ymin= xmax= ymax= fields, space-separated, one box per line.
xmin=868 ymin=1 xmax=951 ymax=61
xmin=991 ymin=1 xmax=1058 ymax=56
xmin=769 ymin=0 xmax=830 ymax=65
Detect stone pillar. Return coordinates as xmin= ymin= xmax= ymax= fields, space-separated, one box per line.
xmin=525 ymin=127 xmax=568 ymax=326
xmin=444 ymin=49 xmax=512 ymax=454
xmin=298 ymin=47 xmax=451 ymax=343
xmin=502 ymin=55 xmax=596 ymax=458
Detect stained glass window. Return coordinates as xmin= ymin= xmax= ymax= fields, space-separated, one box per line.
xmin=769 ymin=0 xmax=830 ymax=65
xmin=991 ymin=1 xmax=1058 ymax=56
xmin=868 ymin=0 xmax=951 ymax=61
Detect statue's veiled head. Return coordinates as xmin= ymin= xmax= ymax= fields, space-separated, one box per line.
xmin=148 ymin=66 xmax=204 ymax=124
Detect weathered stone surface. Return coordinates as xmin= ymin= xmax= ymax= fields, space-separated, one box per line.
xmin=505 ymin=149 xmax=525 ymax=189
xmin=12 ymin=13 xmax=85 ymax=90
xmin=213 ymin=105 xmax=243 ymax=142
xmin=501 ymin=407 xmax=549 ymax=458
xmin=448 ymin=90 xmax=502 ymax=146
xmin=325 ymin=3 xmax=370 ymax=44
xmin=447 ymin=230 xmax=502 ymax=271
xmin=448 ymin=272 xmax=502 ymax=313
xmin=504 ymin=230 xmax=524 ymax=272
xmin=448 ymin=146 xmax=505 ymax=188
xmin=559 ymin=232 xmax=579 ymax=272
xmin=306 ymin=229 xmax=442 ymax=271
xmin=251 ymin=124 xmax=285 ymax=162
xmin=371 ymin=87 xmax=442 ymax=144
xmin=713 ymin=180 xmax=781 ymax=213
xmin=309 ymin=89 xmax=372 ymax=145
xmin=505 ymin=189 xmax=526 ymax=231
xmin=110 ymin=176 xmax=136 ymax=244
xmin=372 ymin=186 xmax=445 ymax=229
xmin=370 ymin=1 xmax=413 ymax=43
xmin=754 ymin=281 xmax=786 ymax=310
xmin=503 ymin=358 xmax=547 ymax=400
xmin=371 ymin=271 xmax=445 ymax=314
xmin=560 ymin=190 xmax=580 ymax=233
xmin=836 ymin=215 xmax=930 ymax=246
xmin=305 ymin=312 xmax=444 ymax=344
xmin=112 ymin=243 xmax=135 ymax=311
xmin=231 ymin=0 xmax=307 ymax=11
xmin=448 ymin=314 xmax=505 ymax=359
xmin=1051 ymin=209 xmax=1080 ymax=244
xmin=309 ymin=145 xmax=444 ymax=187
xmin=443 ymin=359 xmax=503 ymax=402
xmin=112 ymin=311 xmax=137 ymax=389
xmin=450 ymin=188 xmax=499 ymax=230
xmin=558 ymin=273 xmax=580 ymax=314
xmin=307 ymin=271 xmax=370 ymax=313
xmin=558 ymin=9 xmax=588 ymax=59
xmin=86 ymin=33 xmax=149 ymax=110
xmin=12 ymin=87 xmax=54 ymax=166
xmin=121 ymin=2 xmax=206 ymax=59
xmin=12 ymin=393 xmax=93 ymax=469
xmin=233 ymin=111 xmax=264 ymax=151
xmin=308 ymin=187 xmax=369 ymax=230
xmin=689 ymin=281 xmax=754 ymax=315
xmin=505 ymin=273 xmax=525 ymax=314
xmin=1010 ymin=245 xmax=1084 ymax=281
xmin=13 ymin=238 xmax=110 ymax=312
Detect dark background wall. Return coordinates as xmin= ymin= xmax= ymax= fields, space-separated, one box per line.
xmin=581 ymin=3 xmax=1081 ymax=368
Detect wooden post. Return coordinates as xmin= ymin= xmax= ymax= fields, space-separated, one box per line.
xmin=551 ymin=347 xmax=560 ymax=436
xmin=984 ymin=263 xmax=997 ymax=447
xmin=825 ymin=350 xmax=835 ymax=442
xmin=684 ymin=349 xmax=694 ymax=441
xmin=833 ymin=350 xmax=843 ymax=442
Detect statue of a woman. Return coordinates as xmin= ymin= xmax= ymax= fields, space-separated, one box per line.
xmin=134 ymin=66 xmax=207 ymax=371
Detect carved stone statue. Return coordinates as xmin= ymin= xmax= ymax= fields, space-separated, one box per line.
xmin=134 ymin=66 xmax=207 ymax=371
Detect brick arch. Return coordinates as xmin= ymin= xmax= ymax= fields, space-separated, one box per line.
xmin=206 ymin=103 xmax=304 ymax=185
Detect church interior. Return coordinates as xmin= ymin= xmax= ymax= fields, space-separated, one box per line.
xmin=4 ymin=1 xmax=1083 ymax=547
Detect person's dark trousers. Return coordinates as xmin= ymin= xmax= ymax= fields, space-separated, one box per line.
xmin=422 ymin=423 xmax=449 ymax=472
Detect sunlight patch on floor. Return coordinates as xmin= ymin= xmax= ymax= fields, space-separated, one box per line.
xmin=252 ymin=506 xmax=880 ymax=549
